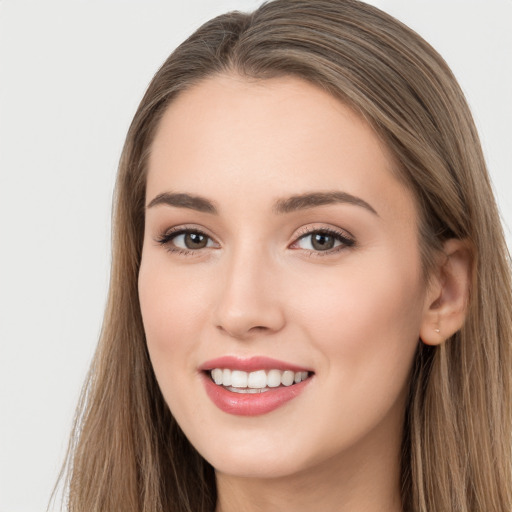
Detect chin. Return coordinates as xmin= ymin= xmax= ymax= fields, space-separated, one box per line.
xmin=189 ymin=423 xmax=353 ymax=483
xmin=207 ymin=451 xmax=309 ymax=480
xmin=185 ymin=426 xmax=311 ymax=479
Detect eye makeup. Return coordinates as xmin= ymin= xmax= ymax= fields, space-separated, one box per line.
xmin=290 ymin=226 xmax=355 ymax=256
xmin=154 ymin=222 xmax=356 ymax=258
xmin=154 ymin=224 xmax=219 ymax=256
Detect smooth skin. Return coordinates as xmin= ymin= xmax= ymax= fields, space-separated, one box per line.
xmin=138 ymin=74 xmax=470 ymax=512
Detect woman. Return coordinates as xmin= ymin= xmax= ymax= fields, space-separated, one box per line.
xmin=59 ymin=0 xmax=512 ymax=510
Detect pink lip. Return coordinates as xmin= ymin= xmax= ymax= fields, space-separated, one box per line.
xmin=199 ymin=355 xmax=311 ymax=373
xmin=199 ymin=356 xmax=313 ymax=416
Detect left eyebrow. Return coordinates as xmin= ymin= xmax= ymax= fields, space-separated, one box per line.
xmin=146 ymin=192 xmax=218 ymax=214
xmin=273 ymin=191 xmax=378 ymax=216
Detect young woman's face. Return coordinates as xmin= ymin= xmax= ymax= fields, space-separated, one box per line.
xmin=139 ymin=75 xmax=431 ymax=480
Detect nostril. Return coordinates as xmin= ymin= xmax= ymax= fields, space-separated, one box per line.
xmin=216 ymin=323 xmax=275 ymax=339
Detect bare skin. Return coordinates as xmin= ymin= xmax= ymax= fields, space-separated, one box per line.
xmin=215 ymin=408 xmax=404 ymax=512
xmin=139 ymin=74 xmax=470 ymax=512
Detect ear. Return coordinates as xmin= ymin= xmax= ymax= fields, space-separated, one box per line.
xmin=420 ymin=239 xmax=472 ymax=346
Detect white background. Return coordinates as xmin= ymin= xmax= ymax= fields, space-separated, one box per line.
xmin=1 ymin=1 xmax=511 ymax=511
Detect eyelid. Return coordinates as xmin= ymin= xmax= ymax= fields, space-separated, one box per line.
xmin=155 ymin=224 xmax=220 ymax=254
xmin=289 ymin=225 xmax=356 ymax=254
xmin=154 ymin=223 xmax=355 ymax=257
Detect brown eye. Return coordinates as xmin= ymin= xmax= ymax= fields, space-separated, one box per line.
xmin=311 ymin=233 xmax=335 ymax=251
xmin=293 ymin=229 xmax=355 ymax=253
xmin=157 ymin=229 xmax=217 ymax=252
xmin=184 ymin=232 xmax=208 ymax=249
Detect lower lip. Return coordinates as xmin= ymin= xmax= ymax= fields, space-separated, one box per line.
xmin=201 ymin=373 xmax=312 ymax=416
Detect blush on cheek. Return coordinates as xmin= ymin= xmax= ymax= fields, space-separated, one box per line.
xmin=295 ymin=259 xmax=422 ymax=367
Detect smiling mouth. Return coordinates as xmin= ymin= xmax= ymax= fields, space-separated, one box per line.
xmin=208 ymin=368 xmax=312 ymax=393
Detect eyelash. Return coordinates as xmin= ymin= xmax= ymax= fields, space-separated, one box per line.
xmin=155 ymin=225 xmax=356 ymax=257
xmin=155 ymin=226 xmax=215 ymax=256
xmin=292 ymin=226 xmax=355 ymax=257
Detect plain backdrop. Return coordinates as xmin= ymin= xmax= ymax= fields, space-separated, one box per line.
xmin=1 ymin=1 xmax=511 ymax=510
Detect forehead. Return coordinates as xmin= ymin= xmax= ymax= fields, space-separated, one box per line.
xmin=147 ymin=73 xmax=416 ymax=225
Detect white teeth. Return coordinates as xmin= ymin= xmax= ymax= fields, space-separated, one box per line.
xmin=222 ymin=368 xmax=231 ymax=386
xmin=209 ymin=368 xmax=310 ymax=390
xmin=231 ymin=370 xmax=248 ymax=388
xmin=281 ymin=370 xmax=295 ymax=386
xmin=226 ymin=386 xmax=271 ymax=394
xmin=267 ymin=369 xmax=282 ymax=388
xmin=248 ymin=370 xmax=267 ymax=388
xmin=294 ymin=371 xmax=309 ymax=383
xmin=211 ymin=368 xmax=223 ymax=385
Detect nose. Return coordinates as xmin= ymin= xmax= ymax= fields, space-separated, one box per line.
xmin=212 ymin=248 xmax=286 ymax=340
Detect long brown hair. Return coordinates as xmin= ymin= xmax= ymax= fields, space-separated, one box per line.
xmin=56 ymin=1 xmax=512 ymax=510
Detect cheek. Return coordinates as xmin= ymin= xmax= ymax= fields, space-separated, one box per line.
xmin=139 ymin=247 xmax=212 ymax=327
xmin=279 ymin=257 xmax=424 ymax=457
xmin=291 ymin=252 xmax=425 ymax=383
xmin=138 ymin=256 xmax=206 ymax=386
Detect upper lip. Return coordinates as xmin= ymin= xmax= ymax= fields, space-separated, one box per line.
xmin=199 ymin=356 xmax=312 ymax=373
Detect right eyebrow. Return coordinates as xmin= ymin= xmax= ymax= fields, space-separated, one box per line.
xmin=146 ymin=192 xmax=218 ymax=214
xmin=273 ymin=191 xmax=378 ymax=216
